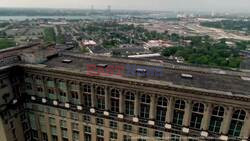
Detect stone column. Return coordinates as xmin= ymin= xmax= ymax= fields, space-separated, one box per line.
xmin=220 ymin=107 xmax=233 ymax=135
xmin=79 ymin=124 xmax=84 ymax=141
xmin=54 ymin=79 xmax=60 ymax=100
xmin=91 ymin=84 xmax=96 ymax=108
xmin=149 ymin=94 xmax=156 ymax=120
xmin=240 ymin=112 xmax=250 ymax=140
xmin=91 ymin=126 xmax=97 ymax=141
xmin=166 ymin=97 xmax=174 ymax=123
xmin=78 ymin=83 xmax=84 ymax=105
xmin=133 ymin=91 xmax=140 ymax=122
xmin=182 ymin=100 xmax=192 ymax=134
xmin=65 ymin=80 xmax=70 ymax=102
xmin=201 ymin=103 xmax=212 ymax=131
xmin=183 ymin=100 xmax=192 ymax=127
xmin=45 ymin=114 xmax=52 ymax=141
xmin=200 ymin=103 xmax=212 ymax=138
xmin=119 ymin=90 xmax=124 ymax=113
xmin=134 ymin=91 xmax=140 ymax=117
xmin=55 ymin=117 xmax=62 ymax=141
xmin=104 ymin=86 xmax=109 ymax=111
xmin=148 ymin=94 xmax=156 ymax=125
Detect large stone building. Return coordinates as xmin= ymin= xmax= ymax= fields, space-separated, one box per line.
xmin=0 ymin=45 xmax=250 ymax=141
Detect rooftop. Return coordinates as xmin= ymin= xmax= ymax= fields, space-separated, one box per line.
xmin=41 ymin=52 xmax=250 ymax=97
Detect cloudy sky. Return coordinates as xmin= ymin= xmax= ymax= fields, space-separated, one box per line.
xmin=0 ymin=0 xmax=250 ymax=12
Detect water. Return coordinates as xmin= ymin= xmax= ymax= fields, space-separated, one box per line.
xmin=0 ymin=16 xmax=111 ymax=21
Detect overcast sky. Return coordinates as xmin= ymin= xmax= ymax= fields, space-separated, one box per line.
xmin=0 ymin=0 xmax=250 ymax=12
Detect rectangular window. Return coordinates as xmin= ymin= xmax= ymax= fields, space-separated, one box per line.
xmin=155 ymin=131 xmax=163 ymax=140
xmin=71 ymin=112 xmax=79 ymax=120
xmin=60 ymin=120 xmax=67 ymax=128
xmin=39 ymin=115 xmax=46 ymax=132
xmin=72 ymin=131 xmax=79 ymax=141
xmin=96 ymin=118 xmax=104 ymax=125
xmin=42 ymin=132 xmax=48 ymax=141
xmin=47 ymin=107 xmax=55 ymax=114
xmin=49 ymin=117 xmax=56 ymax=125
xmin=84 ymin=133 xmax=91 ymax=141
xmin=84 ymin=93 xmax=92 ymax=107
xmin=83 ymin=84 xmax=91 ymax=93
xmin=59 ymin=82 xmax=67 ymax=90
xmin=51 ymin=126 xmax=57 ymax=135
xmin=61 ymin=128 xmax=68 ymax=138
xmin=97 ymin=128 xmax=104 ymax=137
xmin=97 ymin=137 xmax=104 ymax=141
xmin=110 ymin=121 xmax=118 ymax=129
xmin=173 ymin=110 xmax=184 ymax=126
xmin=37 ymin=86 xmax=43 ymax=92
xmin=84 ymin=126 xmax=91 ymax=133
xmin=209 ymin=116 xmax=223 ymax=133
xmin=123 ymin=135 xmax=131 ymax=141
xmin=47 ymin=80 xmax=55 ymax=87
xmin=171 ymin=134 xmax=180 ymax=141
xmin=83 ymin=115 xmax=91 ymax=122
xmin=97 ymin=97 xmax=105 ymax=110
xmin=140 ymin=104 xmax=150 ymax=119
xmin=32 ymin=130 xmax=38 ymax=138
xmin=72 ymin=122 xmax=79 ymax=131
xmin=139 ymin=127 xmax=147 ymax=136
xmin=71 ymin=91 xmax=80 ymax=104
xmin=59 ymin=109 xmax=67 ymax=118
xmin=228 ymin=120 xmax=243 ymax=137
xmin=59 ymin=90 xmax=67 ymax=102
xmin=29 ymin=113 xmax=37 ymax=130
xmin=48 ymin=88 xmax=56 ymax=100
xmin=38 ymin=105 xmax=45 ymax=112
xmin=123 ymin=124 xmax=132 ymax=132
xmin=125 ymin=101 xmax=134 ymax=116
xmin=52 ymin=135 xmax=58 ymax=141
xmin=190 ymin=113 xmax=203 ymax=129
xmin=110 ymin=131 xmax=117 ymax=140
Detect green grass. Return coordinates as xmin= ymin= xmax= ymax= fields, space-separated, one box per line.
xmin=43 ymin=27 xmax=56 ymax=43
xmin=0 ymin=38 xmax=15 ymax=50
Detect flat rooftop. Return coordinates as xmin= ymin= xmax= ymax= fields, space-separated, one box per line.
xmin=42 ymin=52 xmax=250 ymax=97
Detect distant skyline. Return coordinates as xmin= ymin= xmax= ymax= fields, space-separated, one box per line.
xmin=0 ymin=0 xmax=250 ymax=13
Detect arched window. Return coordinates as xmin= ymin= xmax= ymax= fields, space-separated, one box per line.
xmin=140 ymin=94 xmax=151 ymax=119
xmin=228 ymin=110 xmax=246 ymax=137
xmin=70 ymin=91 xmax=80 ymax=104
xmin=97 ymin=87 xmax=105 ymax=95
xmin=190 ymin=103 xmax=205 ymax=129
xmin=96 ymin=87 xmax=105 ymax=110
xmin=125 ymin=91 xmax=135 ymax=116
xmin=173 ymin=100 xmax=185 ymax=126
xmin=83 ymin=84 xmax=91 ymax=107
xmin=83 ymin=84 xmax=91 ymax=93
xmin=156 ymin=97 xmax=168 ymax=125
xmin=209 ymin=106 xmax=224 ymax=133
xmin=110 ymin=89 xmax=120 ymax=113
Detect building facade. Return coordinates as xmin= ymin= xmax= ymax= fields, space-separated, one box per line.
xmin=0 ymin=53 xmax=250 ymax=141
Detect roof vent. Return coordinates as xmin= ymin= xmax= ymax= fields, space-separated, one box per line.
xmin=136 ymin=68 xmax=147 ymax=73
xmin=181 ymin=73 xmax=193 ymax=79
xmin=62 ymin=59 xmax=72 ymax=63
xmin=241 ymin=77 xmax=250 ymax=81
xmin=96 ymin=64 xmax=108 ymax=68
